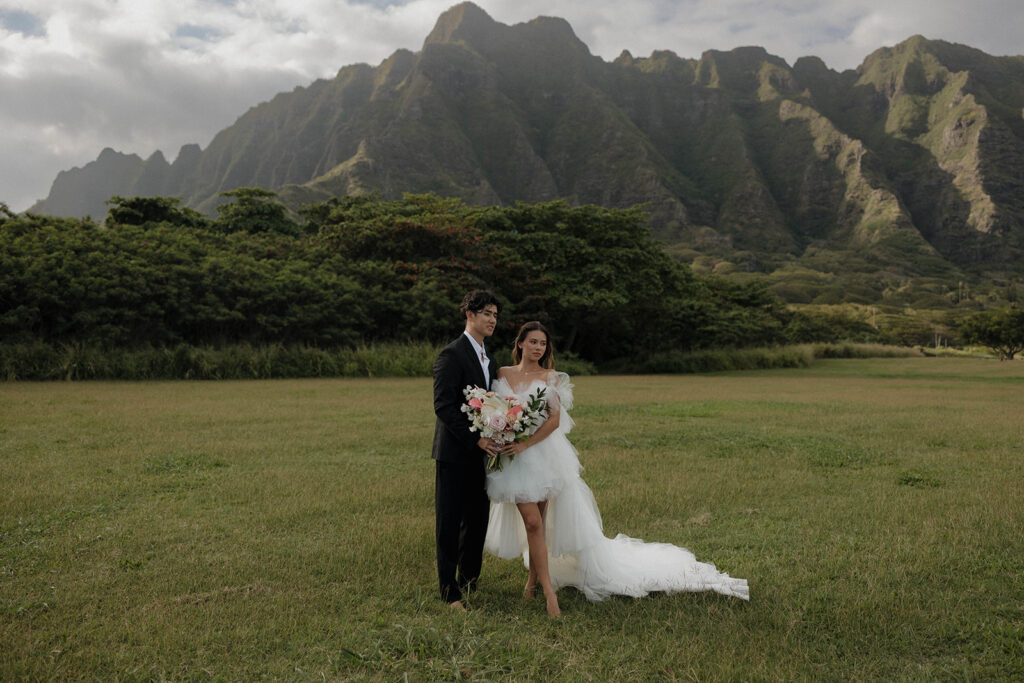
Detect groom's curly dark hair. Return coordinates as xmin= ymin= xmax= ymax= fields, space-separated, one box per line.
xmin=459 ymin=290 xmax=501 ymax=317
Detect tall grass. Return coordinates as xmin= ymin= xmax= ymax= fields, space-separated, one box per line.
xmin=0 ymin=339 xmax=939 ymax=382
xmin=606 ymin=342 xmax=922 ymax=373
xmin=919 ymin=344 xmax=997 ymax=358
xmin=0 ymin=341 xmax=441 ymax=380
xmin=0 ymin=342 xmax=598 ymax=381
xmin=807 ymin=342 xmax=924 ymax=359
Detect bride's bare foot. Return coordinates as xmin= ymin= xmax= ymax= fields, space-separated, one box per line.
xmin=523 ymin=581 xmax=536 ymax=600
xmin=544 ymin=590 xmax=561 ymax=618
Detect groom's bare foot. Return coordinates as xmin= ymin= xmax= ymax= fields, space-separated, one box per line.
xmin=449 ymin=600 xmax=467 ymax=612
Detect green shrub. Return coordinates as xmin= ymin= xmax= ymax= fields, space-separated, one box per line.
xmin=605 ymin=346 xmax=814 ymax=373
xmin=553 ymin=353 xmax=597 ymax=377
xmin=601 ymin=342 xmax=920 ymax=374
xmin=3 ymin=342 xmax=921 ymax=381
xmin=0 ymin=341 xmax=61 ymax=380
xmin=806 ymin=343 xmax=922 ymax=359
xmin=0 ymin=341 xmax=602 ymax=381
xmin=0 ymin=343 xmax=439 ymax=381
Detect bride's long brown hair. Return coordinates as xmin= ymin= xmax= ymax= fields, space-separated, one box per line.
xmin=511 ymin=321 xmax=555 ymax=369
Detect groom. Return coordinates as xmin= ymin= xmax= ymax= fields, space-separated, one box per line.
xmin=432 ymin=290 xmax=501 ymax=609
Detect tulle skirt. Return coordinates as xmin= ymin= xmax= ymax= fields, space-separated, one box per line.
xmin=484 ymin=430 xmax=749 ymax=602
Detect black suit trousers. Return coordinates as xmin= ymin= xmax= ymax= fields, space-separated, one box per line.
xmin=435 ymin=457 xmax=489 ymax=603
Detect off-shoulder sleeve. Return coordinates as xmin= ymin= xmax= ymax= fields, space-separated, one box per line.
xmin=545 ymin=371 xmax=574 ymax=412
xmin=545 ymin=371 xmax=575 ymax=435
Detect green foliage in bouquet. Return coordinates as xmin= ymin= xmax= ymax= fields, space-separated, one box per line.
xmin=514 ymin=386 xmax=548 ymax=442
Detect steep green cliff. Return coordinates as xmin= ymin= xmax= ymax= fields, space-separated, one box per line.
xmin=30 ymin=3 xmax=1024 ymax=277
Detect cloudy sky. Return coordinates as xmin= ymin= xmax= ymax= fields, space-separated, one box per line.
xmin=1 ymin=0 xmax=1021 ymax=212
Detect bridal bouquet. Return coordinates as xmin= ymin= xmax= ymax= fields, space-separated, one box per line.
xmin=462 ymin=385 xmax=548 ymax=471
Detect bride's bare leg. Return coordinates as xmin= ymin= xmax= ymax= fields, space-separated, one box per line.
xmin=523 ymin=501 xmax=548 ymax=599
xmin=517 ymin=502 xmax=560 ymax=617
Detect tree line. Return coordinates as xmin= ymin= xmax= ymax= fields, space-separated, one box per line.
xmin=1 ymin=191 xmax=1018 ymax=367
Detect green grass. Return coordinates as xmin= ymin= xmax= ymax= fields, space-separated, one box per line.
xmin=2 ymin=358 xmax=1022 ymax=679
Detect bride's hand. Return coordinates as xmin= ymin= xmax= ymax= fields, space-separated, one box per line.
xmin=503 ymin=440 xmax=528 ymax=456
xmin=478 ymin=437 xmax=500 ymax=457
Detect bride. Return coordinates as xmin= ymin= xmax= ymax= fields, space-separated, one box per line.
xmin=484 ymin=321 xmax=749 ymax=617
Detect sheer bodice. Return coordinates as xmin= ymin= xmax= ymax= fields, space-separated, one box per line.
xmin=492 ymin=371 xmax=575 ymax=431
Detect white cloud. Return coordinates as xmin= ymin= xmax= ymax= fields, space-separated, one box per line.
xmin=1 ymin=0 xmax=1021 ymax=211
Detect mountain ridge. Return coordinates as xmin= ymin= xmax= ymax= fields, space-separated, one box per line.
xmin=29 ymin=2 xmax=1024 ymax=277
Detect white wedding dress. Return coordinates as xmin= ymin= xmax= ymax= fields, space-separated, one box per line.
xmin=484 ymin=372 xmax=749 ymax=601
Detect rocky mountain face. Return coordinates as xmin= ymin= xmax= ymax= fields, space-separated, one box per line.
xmin=30 ymin=2 xmax=1024 ymax=272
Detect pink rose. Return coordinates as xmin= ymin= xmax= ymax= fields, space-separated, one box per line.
xmin=487 ymin=412 xmax=507 ymax=431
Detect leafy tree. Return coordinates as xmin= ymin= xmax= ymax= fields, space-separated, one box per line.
xmin=690 ymin=277 xmax=786 ymax=349
xmin=105 ymin=196 xmax=207 ymax=229
xmin=474 ymin=201 xmax=789 ymax=360
xmin=877 ymin=315 xmax=935 ymax=347
xmin=310 ymin=194 xmax=500 ymax=343
xmin=783 ymin=310 xmax=879 ymax=343
xmin=213 ymin=188 xmax=299 ymax=236
xmin=297 ymin=196 xmax=342 ymax=234
xmin=960 ymin=308 xmax=1024 ymax=359
xmin=1 ymin=193 xmax=799 ymax=363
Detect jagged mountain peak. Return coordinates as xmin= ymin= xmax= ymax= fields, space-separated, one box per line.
xmin=423 ymin=2 xmax=499 ymax=47
xmin=696 ymin=45 xmax=792 ymax=92
xmin=856 ymin=34 xmax=1024 ymax=84
xmin=97 ymin=147 xmax=134 ymax=162
xmin=699 ymin=45 xmax=786 ymax=69
xmin=860 ymin=34 xmax=989 ymax=67
xmin=519 ymin=14 xmax=582 ymax=45
xmin=176 ymin=143 xmax=201 ymax=161
xmin=792 ymin=55 xmax=834 ymax=75
xmin=424 ymin=3 xmax=589 ymax=64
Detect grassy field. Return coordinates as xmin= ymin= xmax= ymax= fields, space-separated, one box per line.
xmin=2 ymin=358 xmax=1022 ymax=680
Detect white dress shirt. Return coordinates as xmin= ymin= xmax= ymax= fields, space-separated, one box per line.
xmin=463 ymin=331 xmax=490 ymax=389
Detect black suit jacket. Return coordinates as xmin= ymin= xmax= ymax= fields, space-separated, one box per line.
xmin=432 ymin=335 xmax=499 ymax=465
